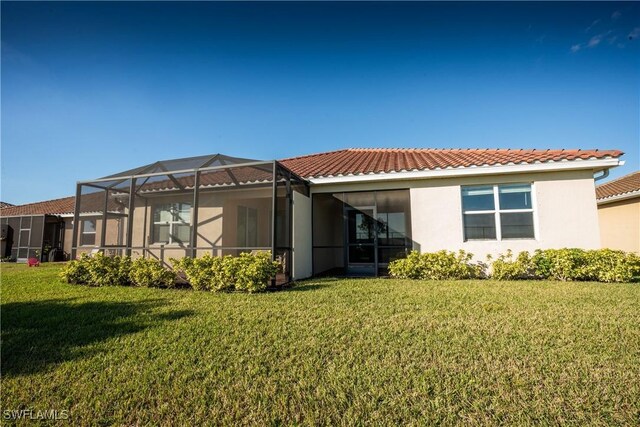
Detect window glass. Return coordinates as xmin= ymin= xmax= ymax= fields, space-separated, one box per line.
xmin=377 ymin=213 xmax=406 ymax=246
xmin=173 ymin=224 xmax=191 ymax=244
xmin=154 ymin=205 xmax=172 ymax=223
xmin=153 ymin=224 xmax=170 ymax=243
xmin=499 ymin=184 xmax=532 ymax=210
xmin=463 ymin=213 xmax=497 ymax=240
xmin=176 ymin=204 xmax=191 ymax=222
xmin=500 ymin=212 xmax=535 ymax=239
xmin=80 ymin=220 xmax=96 ymax=246
xmin=152 ymin=203 xmax=191 ymax=244
xmin=462 ymin=186 xmax=495 ymax=211
xmin=82 ymin=220 xmax=96 ymax=233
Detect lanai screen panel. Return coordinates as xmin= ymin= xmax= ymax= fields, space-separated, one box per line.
xmin=74 ymin=154 xmax=305 ymax=284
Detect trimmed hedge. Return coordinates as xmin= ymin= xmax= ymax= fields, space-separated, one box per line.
xmin=492 ymin=248 xmax=640 ymax=283
xmin=129 ymin=257 xmax=177 ymax=288
xmin=60 ymin=251 xmax=279 ymax=292
xmin=389 ymin=248 xmax=640 ymax=283
xmin=389 ymin=250 xmax=487 ymax=280
xmin=170 ymin=252 xmax=279 ymax=293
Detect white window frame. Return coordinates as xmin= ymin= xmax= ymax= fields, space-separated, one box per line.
xmin=461 ymin=183 xmax=537 ymax=241
xmin=81 ymin=219 xmax=97 ymax=246
xmin=152 ymin=203 xmax=191 ymax=245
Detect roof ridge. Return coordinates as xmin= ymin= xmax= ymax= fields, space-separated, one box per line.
xmin=279 ymin=148 xmax=350 ymax=162
xmin=0 ymin=195 xmax=75 ymax=211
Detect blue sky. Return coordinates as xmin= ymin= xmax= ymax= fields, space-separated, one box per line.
xmin=2 ymin=1 xmax=639 ymax=204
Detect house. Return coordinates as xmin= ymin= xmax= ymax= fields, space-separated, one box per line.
xmin=1 ymin=148 xmax=624 ymax=280
xmin=0 ymin=196 xmax=75 ymax=261
xmin=596 ymin=171 xmax=640 ymax=253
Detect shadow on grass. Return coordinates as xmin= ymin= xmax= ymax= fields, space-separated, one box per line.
xmin=281 ymin=279 xmax=345 ymax=292
xmin=1 ymin=298 xmax=192 ymax=376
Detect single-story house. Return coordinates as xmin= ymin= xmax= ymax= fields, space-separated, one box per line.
xmin=0 ymin=196 xmax=75 ymax=262
xmin=596 ymin=170 xmax=640 ymax=253
xmin=0 ymin=148 xmax=625 ymax=281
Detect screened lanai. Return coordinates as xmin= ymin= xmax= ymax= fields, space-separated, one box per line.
xmin=71 ymin=154 xmax=309 ymax=284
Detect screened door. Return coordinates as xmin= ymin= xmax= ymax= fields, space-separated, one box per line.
xmin=346 ymin=207 xmax=376 ymax=275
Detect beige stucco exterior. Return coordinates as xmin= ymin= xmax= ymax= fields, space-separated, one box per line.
xmin=598 ymin=197 xmax=640 ymax=253
xmin=127 ymin=187 xmax=273 ymax=263
xmin=310 ymin=168 xmax=602 ymax=262
xmin=63 ymin=167 xmax=607 ymax=277
xmin=292 ymin=190 xmax=312 ymax=279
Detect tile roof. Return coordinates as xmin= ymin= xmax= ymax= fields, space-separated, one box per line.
xmin=0 ymin=196 xmax=75 ymax=217
xmin=596 ymin=171 xmax=640 ymax=201
xmin=0 ymin=202 xmax=14 ymax=209
xmin=279 ymin=148 xmax=623 ymax=178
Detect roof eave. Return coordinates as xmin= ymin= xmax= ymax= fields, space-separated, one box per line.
xmin=597 ymin=189 xmax=640 ymax=205
xmin=308 ymin=157 xmax=623 ymax=185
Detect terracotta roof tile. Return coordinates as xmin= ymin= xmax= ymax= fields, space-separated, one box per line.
xmin=596 ymin=171 xmax=640 ymax=200
xmin=280 ymin=148 xmax=623 ymax=178
xmin=0 ymin=196 xmax=75 ymax=217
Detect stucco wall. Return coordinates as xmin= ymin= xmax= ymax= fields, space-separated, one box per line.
xmin=311 ymin=169 xmax=601 ymax=261
xmin=598 ymin=197 xmax=640 ymax=253
xmin=292 ymin=191 xmax=312 ymax=280
xmin=128 ymin=187 xmax=272 ymax=262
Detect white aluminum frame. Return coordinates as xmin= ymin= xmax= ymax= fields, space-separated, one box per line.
xmin=461 ymin=183 xmax=537 ymax=241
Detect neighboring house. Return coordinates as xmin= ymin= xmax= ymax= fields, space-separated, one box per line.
xmin=596 ymin=171 xmax=640 ymax=253
xmin=0 ymin=196 xmax=75 ymax=261
xmin=1 ymin=148 xmax=625 ymax=279
xmin=0 ymin=201 xmax=14 ymax=209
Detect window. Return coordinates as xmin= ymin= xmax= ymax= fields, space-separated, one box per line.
xmin=237 ymin=206 xmax=258 ymax=247
xmin=462 ymin=184 xmax=535 ymax=240
xmin=81 ymin=219 xmax=97 ymax=246
xmin=152 ymin=203 xmax=191 ymax=244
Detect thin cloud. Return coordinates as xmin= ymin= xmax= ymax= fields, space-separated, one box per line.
xmin=585 ymin=19 xmax=601 ymax=32
xmin=588 ymin=34 xmax=603 ymax=47
xmin=611 ymin=11 xmax=622 ymax=20
xmin=572 ymin=30 xmax=615 ymax=52
xmin=628 ymin=27 xmax=640 ymax=40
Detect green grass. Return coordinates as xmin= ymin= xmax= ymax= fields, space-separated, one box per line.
xmin=1 ymin=263 xmax=639 ymax=425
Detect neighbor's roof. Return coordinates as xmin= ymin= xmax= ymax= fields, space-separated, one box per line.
xmin=596 ymin=171 xmax=640 ymax=203
xmin=0 ymin=201 xmax=14 ymax=209
xmin=0 ymin=196 xmax=75 ymax=217
xmin=279 ymin=148 xmax=623 ymax=178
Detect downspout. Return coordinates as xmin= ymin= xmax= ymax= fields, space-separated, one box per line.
xmin=594 ymin=169 xmax=609 ymax=182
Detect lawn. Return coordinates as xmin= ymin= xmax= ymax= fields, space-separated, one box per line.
xmin=1 ymin=263 xmax=639 ymax=425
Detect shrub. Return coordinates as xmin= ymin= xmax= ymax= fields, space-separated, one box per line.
xmin=581 ymin=249 xmax=640 ymax=283
xmin=491 ymin=250 xmax=535 ymax=280
xmin=129 ymin=257 xmax=176 ymax=288
xmin=59 ymin=253 xmax=131 ymax=286
xmin=500 ymin=248 xmax=640 ymax=283
xmin=531 ymin=249 xmax=590 ymax=282
xmin=60 ymin=254 xmax=92 ymax=284
xmin=388 ymin=250 xmax=423 ymax=279
xmin=171 ymin=252 xmax=280 ymax=292
xmin=171 ymin=254 xmax=216 ymax=291
xmin=388 ymin=250 xmax=485 ymax=280
xmin=86 ymin=252 xmax=131 ymax=287
xmin=233 ymin=252 xmax=280 ymax=293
